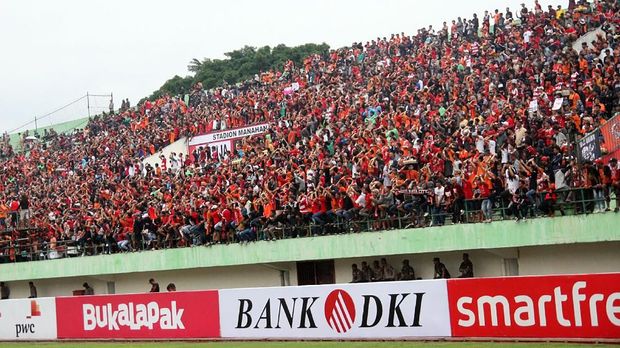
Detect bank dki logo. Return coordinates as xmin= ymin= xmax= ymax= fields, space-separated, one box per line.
xmin=324 ymin=289 xmax=355 ymax=333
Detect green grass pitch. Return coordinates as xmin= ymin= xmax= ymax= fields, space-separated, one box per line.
xmin=1 ymin=342 xmax=616 ymax=348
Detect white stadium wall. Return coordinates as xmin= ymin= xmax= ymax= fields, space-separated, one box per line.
xmin=518 ymin=243 xmax=620 ymax=276
xmin=5 ymin=263 xmax=296 ymax=298
xmin=4 ymin=242 xmax=620 ymax=299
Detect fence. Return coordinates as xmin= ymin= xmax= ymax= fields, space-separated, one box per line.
xmin=0 ymin=187 xmax=616 ymax=264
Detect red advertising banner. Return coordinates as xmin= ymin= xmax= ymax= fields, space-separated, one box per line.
xmin=56 ymin=291 xmax=220 ymax=339
xmin=447 ymin=273 xmax=620 ymax=338
xmin=600 ymin=115 xmax=620 ymax=156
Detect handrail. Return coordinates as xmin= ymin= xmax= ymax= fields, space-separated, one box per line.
xmin=0 ymin=187 xmax=616 ymax=264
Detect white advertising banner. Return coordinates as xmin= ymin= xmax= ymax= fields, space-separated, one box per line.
xmin=0 ymin=297 xmax=57 ymax=340
xmin=188 ymin=123 xmax=270 ymax=146
xmin=219 ymin=280 xmax=451 ymax=339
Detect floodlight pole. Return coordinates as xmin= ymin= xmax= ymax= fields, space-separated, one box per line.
xmin=87 ymin=92 xmax=91 ymax=118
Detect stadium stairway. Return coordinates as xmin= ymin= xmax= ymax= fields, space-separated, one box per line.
xmin=142 ymin=136 xmax=188 ymax=168
xmin=572 ymin=26 xmax=606 ymax=53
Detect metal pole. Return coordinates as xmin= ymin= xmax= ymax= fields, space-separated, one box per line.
xmin=34 ymin=116 xmax=38 ymax=132
xmin=87 ymin=92 xmax=91 ymax=118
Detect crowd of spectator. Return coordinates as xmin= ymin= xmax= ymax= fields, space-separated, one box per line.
xmin=1 ymin=0 xmax=620 ymax=261
xmin=350 ymin=254 xmax=474 ymax=282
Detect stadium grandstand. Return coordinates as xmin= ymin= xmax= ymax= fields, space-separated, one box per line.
xmin=0 ymin=0 xmax=619 ymax=343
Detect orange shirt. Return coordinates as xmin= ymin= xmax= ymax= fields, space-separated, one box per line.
xmin=263 ymin=201 xmax=274 ymax=218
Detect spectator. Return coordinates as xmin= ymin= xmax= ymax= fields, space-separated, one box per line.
xmin=589 ymin=160 xmax=606 ymax=213
xmin=351 ymin=263 xmax=363 ymax=283
xmin=511 ymin=180 xmax=529 ymax=221
xmin=360 ymin=261 xmax=373 ymax=282
xmin=166 ymin=283 xmax=176 ymax=292
xmin=0 ymin=200 xmax=8 ymax=229
xmin=0 ymin=282 xmax=9 ymax=299
xmin=432 ymin=181 xmax=446 ymax=226
xmin=540 ymin=184 xmax=558 ymax=216
xmin=433 ymin=257 xmax=451 ymax=279
xmin=0 ymin=0 xmax=618 ymax=259
xmin=28 ymin=281 xmax=37 ymax=298
xmin=371 ymin=260 xmax=383 ymax=282
xmin=610 ymin=158 xmax=620 ymax=213
xmin=149 ymin=278 xmax=160 ymax=292
xmin=83 ymin=282 xmax=94 ymax=295
xmin=381 ymin=258 xmax=396 ymax=281
xmin=18 ymin=194 xmax=30 ymax=228
xmin=476 ymin=176 xmax=493 ymax=223
xmin=398 ymin=259 xmax=416 ymax=281
xmin=458 ymin=253 xmax=474 ymax=278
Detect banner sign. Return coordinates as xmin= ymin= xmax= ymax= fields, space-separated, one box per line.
xmin=600 ymin=115 xmax=620 ymax=156
xmin=447 ymin=273 xmax=620 ymax=338
xmin=55 ymin=291 xmax=220 ymax=339
xmin=189 ymin=123 xmax=270 ymax=145
xmin=0 ymin=298 xmax=57 ymax=340
xmin=219 ymin=280 xmax=451 ymax=339
xmin=578 ymin=130 xmax=602 ymax=162
xmin=0 ymin=273 xmax=617 ymax=341
xmin=188 ymin=123 xmax=270 ymax=160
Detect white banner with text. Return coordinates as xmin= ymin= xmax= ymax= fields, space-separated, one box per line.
xmin=0 ymin=297 xmax=57 ymax=340
xmin=219 ymin=280 xmax=451 ymax=339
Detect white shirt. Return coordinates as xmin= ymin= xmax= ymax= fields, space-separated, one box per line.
xmin=505 ymin=171 xmax=520 ymax=194
xmin=355 ymin=193 xmax=367 ymax=208
xmin=383 ymin=165 xmax=392 ymax=187
xmin=475 ymin=136 xmax=485 ymax=154
xmin=501 ymin=148 xmax=509 ymax=164
xmin=488 ymin=139 xmax=497 ymax=156
xmin=434 ymin=186 xmax=445 ymax=205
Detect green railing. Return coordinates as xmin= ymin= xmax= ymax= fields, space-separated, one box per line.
xmin=0 ymin=187 xmax=616 ymax=264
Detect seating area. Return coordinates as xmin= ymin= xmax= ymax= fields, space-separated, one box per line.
xmin=1 ymin=0 xmax=619 ymax=262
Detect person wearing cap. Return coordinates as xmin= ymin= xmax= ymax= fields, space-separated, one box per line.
xmin=433 ymin=257 xmax=451 ymax=279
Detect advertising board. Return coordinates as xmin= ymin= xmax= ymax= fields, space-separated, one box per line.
xmin=0 ymin=298 xmax=57 ymax=340
xmin=56 ymin=291 xmax=220 ymax=339
xmin=187 ymin=123 xmax=270 ymax=160
xmin=447 ymin=273 xmax=620 ymax=338
xmin=219 ymin=280 xmax=451 ymax=339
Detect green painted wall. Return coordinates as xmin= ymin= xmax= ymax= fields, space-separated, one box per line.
xmin=9 ymin=117 xmax=90 ymax=149
xmin=1 ymin=213 xmax=618 ymax=282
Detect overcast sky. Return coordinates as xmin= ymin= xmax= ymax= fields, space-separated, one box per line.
xmin=0 ymin=0 xmax=562 ymax=133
